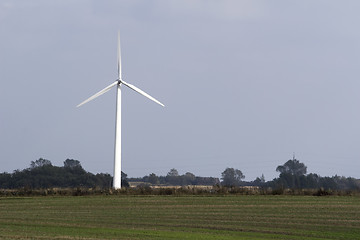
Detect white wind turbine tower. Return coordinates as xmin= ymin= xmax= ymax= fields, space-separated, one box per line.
xmin=77 ymin=32 xmax=164 ymax=189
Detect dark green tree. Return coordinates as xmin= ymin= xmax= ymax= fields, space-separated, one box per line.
xmin=167 ymin=168 xmax=179 ymax=177
xmin=166 ymin=168 xmax=181 ymax=185
xmin=275 ymin=158 xmax=307 ymax=189
xmin=254 ymin=174 xmax=266 ymax=186
xmin=64 ymin=159 xmax=82 ymax=169
xmin=30 ymin=158 xmax=52 ymax=169
xmin=276 ymin=159 xmax=307 ymax=176
xmin=183 ymin=172 xmax=196 ymax=185
xmin=148 ymin=173 xmax=159 ymax=185
xmin=121 ymin=171 xmax=130 ymax=187
xmin=221 ymin=168 xmax=245 ymax=187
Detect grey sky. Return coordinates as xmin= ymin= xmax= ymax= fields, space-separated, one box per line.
xmin=1 ymin=1 xmax=360 ymax=181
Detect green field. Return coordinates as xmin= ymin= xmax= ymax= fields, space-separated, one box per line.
xmin=0 ymin=195 xmax=360 ymax=239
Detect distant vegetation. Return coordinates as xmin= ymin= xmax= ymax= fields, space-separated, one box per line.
xmin=0 ymin=157 xmax=359 ymax=192
xmin=129 ymin=168 xmax=220 ymax=186
xmin=0 ymin=158 xmax=129 ymax=189
xmin=264 ymin=158 xmax=360 ymax=191
xmin=130 ymin=158 xmax=360 ymax=191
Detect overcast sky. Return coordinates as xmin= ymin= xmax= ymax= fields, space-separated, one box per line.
xmin=1 ymin=1 xmax=360 ymax=181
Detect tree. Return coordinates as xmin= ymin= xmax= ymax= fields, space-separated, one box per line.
xmin=2 ymin=159 xmax=122 ymax=189
xmin=221 ymin=168 xmax=245 ymax=187
xmin=183 ymin=172 xmax=196 ymax=185
xmin=30 ymin=158 xmax=52 ymax=169
xmin=276 ymin=159 xmax=307 ymax=176
xmin=148 ymin=173 xmax=159 ymax=185
xmin=167 ymin=168 xmax=179 ymax=177
xmin=121 ymin=171 xmax=130 ymax=188
xmin=64 ymin=159 xmax=82 ymax=169
xmin=166 ymin=168 xmax=181 ymax=185
xmin=254 ymin=174 xmax=265 ymax=186
xmin=275 ymin=158 xmax=307 ymax=189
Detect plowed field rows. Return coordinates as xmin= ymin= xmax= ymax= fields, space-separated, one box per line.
xmin=0 ymin=195 xmax=359 ymax=239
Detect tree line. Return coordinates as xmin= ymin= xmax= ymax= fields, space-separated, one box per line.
xmin=0 ymin=157 xmax=359 ymax=191
xmin=267 ymin=159 xmax=360 ymax=190
xmin=0 ymin=158 xmax=129 ymax=189
xmin=129 ymin=168 xmax=220 ymax=186
xmin=130 ymin=158 xmax=360 ymax=191
xmin=218 ymin=158 xmax=360 ymax=191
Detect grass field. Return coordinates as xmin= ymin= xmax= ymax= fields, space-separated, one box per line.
xmin=0 ymin=195 xmax=359 ymax=239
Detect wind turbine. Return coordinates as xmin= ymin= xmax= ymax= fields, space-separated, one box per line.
xmin=77 ymin=32 xmax=164 ymax=189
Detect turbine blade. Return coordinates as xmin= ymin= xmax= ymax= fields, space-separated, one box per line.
xmin=77 ymin=81 xmax=118 ymax=107
xmin=118 ymin=31 xmax=122 ymax=80
xmin=121 ymin=80 xmax=165 ymax=107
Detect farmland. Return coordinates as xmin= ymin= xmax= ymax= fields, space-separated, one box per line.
xmin=0 ymin=195 xmax=359 ymax=239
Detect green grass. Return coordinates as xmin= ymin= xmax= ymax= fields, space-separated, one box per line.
xmin=0 ymin=195 xmax=359 ymax=239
